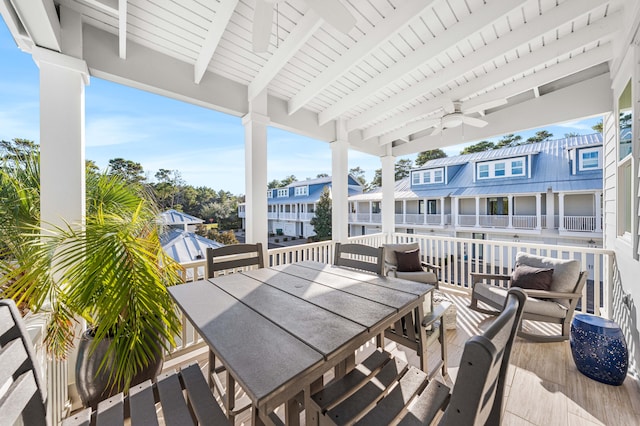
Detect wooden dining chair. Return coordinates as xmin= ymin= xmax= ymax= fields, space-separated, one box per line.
xmin=308 ymin=288 xmax=527 ymax=426
xmin=206 ymin=242 xmax=264 ymax=278
xmin=334 ymin=242 xmax=384 ymax=275
xmin=0 ymin=299 xmax=229 ymax=426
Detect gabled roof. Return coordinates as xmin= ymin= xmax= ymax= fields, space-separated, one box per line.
xmin=270 ymin=182 xmax=362 ymax=205
xmin=160 ymin=209 xmax=204 ymax=225
xmin=160 ymin=229 xmax=223 ymax=264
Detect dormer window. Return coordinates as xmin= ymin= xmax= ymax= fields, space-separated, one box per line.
xmin=411 ymin=168 xmax=445 ymax=185
xmin=294 ymin=186 xmax=308 ymax=196
xmin=277 ymin=188 xmax=288 ymax=197
xmin=267 ymin=190 xmax=273 ymax=198
xmin=477 ymin=157 xmax=526 ymax=180
xmin=579 ymin=148 xmax=601 ymax=170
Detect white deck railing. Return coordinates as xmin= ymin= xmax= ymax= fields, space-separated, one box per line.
xmin=564 ymin=216 xmax=597 ymax=232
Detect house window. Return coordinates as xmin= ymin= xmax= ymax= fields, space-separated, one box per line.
xmin=487 ymin=197 xmax=508 ymax=215
xmin=477 ymin=157 xmax=526 ymax=179
xmin=579 ymin=149 xmax=600 ymax=170
xmin=294 ymin=186 xmax=308 ymax=196
xmin=619 ymin=80 xmax=632 ymax=161
xmin=617 ymin=79 xmax=633 ymax=236
xmin=267 ymin=190 xmax=273 ymax=198
xmin=411 ymin=168 xmax=444 ymax=185
xmin=277 ymin=189 xmax=288 ymax=197
xmin=412 ymin=172 xmax=420 ymax=185
xmin=511 ymin=160 xmax=524 ymax=175
xmin=427 ymin=200 xmax=437 ymax=214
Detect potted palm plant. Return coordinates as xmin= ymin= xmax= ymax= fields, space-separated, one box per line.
xmin=0 ymin=142 xmax=182 ymax=407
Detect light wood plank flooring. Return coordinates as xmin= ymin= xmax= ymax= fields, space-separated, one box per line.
xmin=165 ymin=289 xmax=640 ymax=425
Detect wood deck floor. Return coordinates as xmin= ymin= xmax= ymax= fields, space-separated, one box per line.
xmin=164 ymin=289 xmax=640 ymax=425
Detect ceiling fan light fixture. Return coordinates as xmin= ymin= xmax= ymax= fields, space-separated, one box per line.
xmin=441 ymin=113 xmax=464 ymax=129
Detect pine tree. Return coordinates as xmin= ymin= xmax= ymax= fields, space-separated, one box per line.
xmin=310 ymin=186 xmax=332 ymax=240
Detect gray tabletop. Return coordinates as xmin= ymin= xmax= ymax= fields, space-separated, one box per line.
xmin=168 ymin=261 xmax=434 ymax=416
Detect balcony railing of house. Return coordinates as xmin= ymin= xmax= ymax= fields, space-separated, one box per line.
xmin=299 ymin=212 xmax=316 ymax=221
xmin=511 ymin=215 xmax=538 ymax=229
xmin=267 ymin=212 xmax=278 ymax=219
xmin=564 ymin=216 xmax=598 ymax=232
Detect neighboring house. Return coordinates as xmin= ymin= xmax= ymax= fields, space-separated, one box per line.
xmin=349 ymin=134 xmax=603 ymax=248
xmin=160 ymin=209 xmax=204 ymax=232
xmin=160 ymin=228 xmax=223 ymax=282
xmin=238 ymin=175 xmax=364 ymax=238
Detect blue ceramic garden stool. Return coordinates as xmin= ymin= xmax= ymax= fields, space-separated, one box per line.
xmin=570 ymin=313 xmax=628 ymax=386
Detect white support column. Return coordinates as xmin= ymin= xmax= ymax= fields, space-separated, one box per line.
xmin=454 ymin=198 xmax=459 ymax=226
xmin=369 ymin=201 xmax=373 ymax=223
xmin=331 ymin=120 xmax=349 ymax=243
xmin=595 ymin=191 xmax=602 ymax=232
xmin=402 ymin=200 xmax=407 ymax=224
xmin=35 ymin=47 xmax=89 ymax=233
xmin=508 ymin=195 xmax=514 ymax=229
xmin=440 ymin=197 xmax=445 ymax=226
xmin=243 ymin=89 xmax=269 ymax=249
xmin=423 ymin=198 xmax=427 ymax=224
xmin=381 ymin=152 xmax=395 ymax=240
xmin=535 ymin=193 xmax=542 ymax=230
xmin=558 ymin=193 xmax=566 ymax=231
xmin=475 ymin=197 xmax=480 ymax=227
xmin=546 ymin=190 xmax=555 ymax=229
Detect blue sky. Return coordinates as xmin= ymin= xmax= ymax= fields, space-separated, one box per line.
xmin=0 ymin=20 xmax=601 ymax=195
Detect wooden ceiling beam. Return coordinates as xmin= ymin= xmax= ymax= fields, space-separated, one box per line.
xmin=194 ymin=0 xmax=239 ymax=84
xmin=287 ymin=0 xmax=436 ymax=115
xmin=358 ymin=9 xmax=620 ymax=140
xmin=348 ymin=0 xmax=612 ymax=133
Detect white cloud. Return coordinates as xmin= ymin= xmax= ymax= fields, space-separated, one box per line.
xmin=86 ymin=116 xmax=153 ymax=147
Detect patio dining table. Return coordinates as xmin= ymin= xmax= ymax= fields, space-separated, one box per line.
xmin=168 ymin=260 xmax=435 ymax=426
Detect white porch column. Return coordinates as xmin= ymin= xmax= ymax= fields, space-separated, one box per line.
xmin=423 ymin=198 xmax=427 ymax=224
xmin=243 ymin=90 xmax=269 ymax=249
xmin=507 ymin=195 xmax=514 ymax=228
xmin=381 ymin=153 xmax=395 ymax=240
xmin=369 ymin=201 xmax=373 ymax=223
xmin=331 ymin=120 xmax=349 ymax=243
xmin=402 ymin=200 xmax=406 ymax=224
xmin=440 ymin=197 xmax=445 ymax=226
xmin=475 ymin=197 xmax=480 ymax=227
xmin=546 ymin=190 xmax=555 ymax=229
xmin=454 ymin=198 xmax=459 ymax=226
xmin=595 ymin=191 xmax=602 ymax=232
xmin=558 ymin=193 xmax=566 ymax=231
xmin=535 ymin=193 xmax=542 ymax=230
xmin=36 ymin=48 xmax=89 ymax=232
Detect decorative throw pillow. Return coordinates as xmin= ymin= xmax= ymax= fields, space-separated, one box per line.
xmin=511 ymin=263 xmax=554 ymax=291
xmin=395 ymin=249 xmax=423 ymax=272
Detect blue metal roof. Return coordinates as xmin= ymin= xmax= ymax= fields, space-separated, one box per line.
xmin=160 ymin=209 xmax=204 ymax=225
xmin=350 ymin=133 xmax=603 ymax=201
xmin=161 ymin=229 xmax=223 ymax=264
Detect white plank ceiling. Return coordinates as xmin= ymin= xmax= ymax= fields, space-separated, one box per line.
xmin=16 ymin=0 xmax=624 ymax=156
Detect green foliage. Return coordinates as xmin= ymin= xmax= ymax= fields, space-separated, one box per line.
xmin=461 ymin=140 xmax=495 ymax=154
xmin=268 ymin=179 xmax=281 ymax=189
xmin=108 ymin=158 xmax=146 ymax=184
xmin=316 ymin=173 xmax=329 ymax=178
xmin=310 ymin=186 xmax=332 ymax=240
xmin=370 ymin=158 xmax=413 ymax=188
xmin=349 ymin=167 xmax=367 ymax=187
xmin=592 ymin=120 xmax=603 ymax=133
xmin=196 ymin=226 xmax=239 ymax=245
xmin=0 ymin=152 xmax=181 ymax=391
xmin=280 ymin=175 xmax=297 ymax=186
xmin=495 ymin=134 xmax=522 ymax=149
xmin=525 ymin=130 xmax=553 ymax=144
xmin=564 ymin=132 xmax=580 ymax=138
xmin=415 ymin=149 xmax=447 ymax=166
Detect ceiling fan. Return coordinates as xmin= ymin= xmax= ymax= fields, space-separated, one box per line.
xmin=430 ymin=99 xmax=506 ymax=135
xmin=252 ymin=0 xmax=356 ymax=53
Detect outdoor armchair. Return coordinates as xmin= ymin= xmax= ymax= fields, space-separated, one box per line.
xmin=470 ymin=252 xmax=587 ymax=342
xmin=383 ymin=242 xmax=441 ymax=288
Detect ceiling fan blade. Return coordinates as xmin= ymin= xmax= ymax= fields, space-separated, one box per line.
xmin=431 ymin=125 xmax=443 ymax=136
xmin=252 ymin=0 xmax=274 ymax=53
xmin=461 ymin=116 xmax=488 ymax=128
xmin=305 ymin=0 xmax=356 ymax=33
xmin=462 ymin=98 xmax=508 ymax=115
